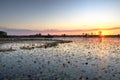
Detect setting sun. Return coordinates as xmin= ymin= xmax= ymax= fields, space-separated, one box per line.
xmin=96 ymin=30 xmax=111 ymax=36
xmin=0 ymin=0 xmax=120 ymax=80
xmin=101 ymin=32 xmax=104 ymax=36
xmin=101 ymin=30 xmax=110 ymax=35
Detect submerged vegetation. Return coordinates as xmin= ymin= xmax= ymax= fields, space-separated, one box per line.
xmin=0 ymin=38 xmax=120 ymax=80
xmin=0 ymin=38 xmax=72 ymax=52
xmin=20 ymin=40 xmax=72 ymax=50
xmin=0 ymin=32 xmax=119 ymax=80
xmin=0 ymin=47 xmax=16 ymax=52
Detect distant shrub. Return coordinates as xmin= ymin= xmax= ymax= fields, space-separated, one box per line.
xmin=0 ymin=31 xmax=7 ymax=37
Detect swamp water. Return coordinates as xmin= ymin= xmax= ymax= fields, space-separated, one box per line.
xmin=0 ymin=38 xmax=120 ymax=80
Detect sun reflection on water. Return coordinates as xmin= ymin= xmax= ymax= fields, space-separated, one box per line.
xmin=0 ymin=38 xmax=120 ymax=80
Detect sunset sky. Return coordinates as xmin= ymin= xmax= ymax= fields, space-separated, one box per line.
xmin=0 ymin=0 xmax=120 ymax=35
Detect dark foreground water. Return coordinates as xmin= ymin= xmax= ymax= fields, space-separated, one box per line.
xmin=0 ymin=38 xmax=120 ymax=80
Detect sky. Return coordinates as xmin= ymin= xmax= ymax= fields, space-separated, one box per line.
xmin=0 ymin=0 xmax=120 ymax=35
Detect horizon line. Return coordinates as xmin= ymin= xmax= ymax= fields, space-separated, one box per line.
xmin=0 ymin=26 xmax=120 ymax=35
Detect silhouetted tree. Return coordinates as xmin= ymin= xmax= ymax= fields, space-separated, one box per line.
xmin=82 ymin=33 xmax=84 ymax=35
xmin=48 ymin=33 xmax=51 ymax=36
xmin=91 ymin=32 xmax=93 ymax=35
xmin=118 ymin=34 xmax=120 ymax=37
xmin=62 ymin=34 xmax=66 ymax=37
xmin=36 ymin=33 xmax=41 ymax=36
xmin=83 ymin=33 xmax=89 ymax=37
xmin=98 ymin=31 xmax=102 ymax=36
xmin=0 ymin=31 xmax=7 ymax=37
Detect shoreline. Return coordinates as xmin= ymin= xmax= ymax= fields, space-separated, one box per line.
xmin=0 ymin=36 xmax=119 ymax=44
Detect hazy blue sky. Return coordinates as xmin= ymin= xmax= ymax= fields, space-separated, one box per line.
xmin=0 ymin=0 xmax=120 ymax=35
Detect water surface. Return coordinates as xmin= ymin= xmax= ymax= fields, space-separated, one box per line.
xmin=0 ymin=38 xmax=120 ymax=80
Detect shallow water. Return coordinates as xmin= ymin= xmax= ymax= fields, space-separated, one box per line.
xmin=0 ymin=38 xmax=120 ymax=80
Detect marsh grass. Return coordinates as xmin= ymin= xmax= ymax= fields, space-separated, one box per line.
xmin=20 ymin=40 xmax=72 ymax=50
xmin=0 ymin=47 xmax=16 ymax=52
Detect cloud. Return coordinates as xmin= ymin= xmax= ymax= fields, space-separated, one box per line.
xmin=0 ymin=26 xmax=120 ymax=35
xmin=0 ymin=27 xmax=39 ymax=35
